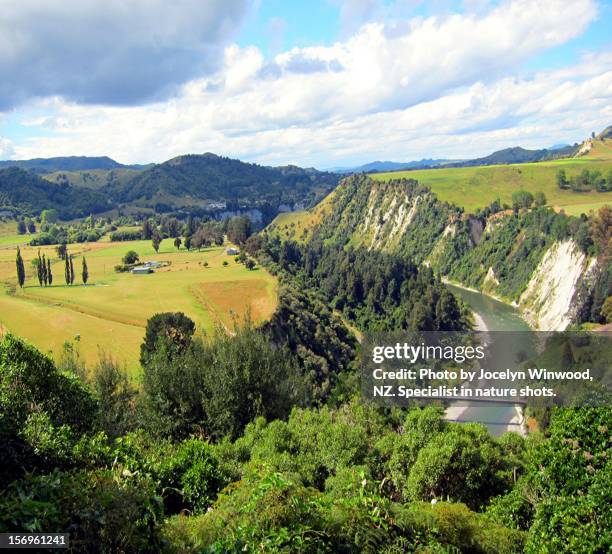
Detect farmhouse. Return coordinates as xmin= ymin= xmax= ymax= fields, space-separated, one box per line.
xmin=142 ymin=261 xmax=161 ymax=268
xmin=132 ymin=266 xmax=153 ymax=275
xmin=226 ymin=247 xmax=240 ymax=255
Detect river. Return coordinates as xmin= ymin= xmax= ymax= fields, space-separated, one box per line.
xmin=444 ymin=283 xmax=534 ymax=436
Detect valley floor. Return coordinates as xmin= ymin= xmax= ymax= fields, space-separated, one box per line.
xmin=0 ymin=237 xmax=277 ymax=375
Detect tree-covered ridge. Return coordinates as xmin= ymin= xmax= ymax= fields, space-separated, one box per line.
xmin=0 ymin=155 xmax=133 ymax=174
xmin=307 ymin=175 xmax=460 ymax=261
xmin=438 ymin=207 xmax=595 ymax=301
xmin=0 ymin=167 xmax=110 ymax=219
xmin=0 ymin=153 xmax=339 ymax=221
xmin=105 ymin=153 xmax=339 ymax=209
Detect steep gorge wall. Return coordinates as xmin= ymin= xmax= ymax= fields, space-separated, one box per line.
xmin=297 ymin=176 xmax=599 ymax=331
xmin=519 ymin=240 xmax=597 ymax=330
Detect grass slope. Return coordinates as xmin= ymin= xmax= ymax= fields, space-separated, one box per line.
xmin=42 ymin=168 xmax=142 ymax=190
xmin=265 ymin=192 xmax=337 ymax=242
xmin=372 ymin=140 xmax=612 ymax=214
xmin=0 ymin=238 xmax=277 ymax=375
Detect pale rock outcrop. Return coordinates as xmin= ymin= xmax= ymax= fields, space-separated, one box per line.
xmin=519 ymin=239 xmax=596 ymax=330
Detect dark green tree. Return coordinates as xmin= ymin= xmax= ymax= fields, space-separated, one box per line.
xmin=226 ymin=216 xmax=251 ymax=245
xmin=47 ymin=257 xmax=53 ymax=286
xmin=64 ymin=254 xmax=71 ymax=285
xmin=91 ymin=354 xmax=137 ymax=439
xmin=56 ymin=243 xmax=67 ymax=260
xmin=141 ymin=218 xmax=153 ymax=240
xmin=556 ymin=169 xmax=569 ymax=189
xmin=41 ymin=254 xmax=48 ymax=286
xmin=184 ymin=236 xmax=192 ymax=250
xmin=185 ymin=215 xmax=196 ymax=236
xmin=140 ymin=312 xmax=196 ymax=367
xmin=36 ymin=251 xmax=43 ymax=287
xmin=142 ymin=319 xmax=303 ymax=440
xmin=15 ymin=247 xmax=25 ymax=288
xmin=511 ymin=190 xmax=534 ymax=210
xmin=245 ymin=258 xmax=256 ymax=270
xmin=534 ymin=191 xmax=547 ymax=207
xmin=122 ymin=250 xmax=139 ymax=265
xmin=69 ymin=255 xmax=75 ymax=285
xmin=173 ymin=237 xmax=181 ymax=250
xmin=82 ymin=257 xmax=89 ymax=285
xmin=152 ymin=231 xmax=162 ymax=253
xmin=17 ymin=220 xmax=26 ymax=235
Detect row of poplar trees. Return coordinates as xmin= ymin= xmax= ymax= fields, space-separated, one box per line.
xmin=15 ymin=247 xmax=89 ymax=288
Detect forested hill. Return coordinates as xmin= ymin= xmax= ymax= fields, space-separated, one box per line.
xmin=0 ymin=156 xmax=138 ymax=174
xmin=0 ymin=167 xmax=110 ymax=219
xmin=266 ymin=175 xmax=610 ymax=329
xmin=104 ymin=153 xmax=339 ymax=209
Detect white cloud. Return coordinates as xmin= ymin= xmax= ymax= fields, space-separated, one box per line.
xmin=0 ymin=0 xmax=251 ymax=109
xmin=7 ymin=0 xmax=609 ymax=167
xmin=0 ymin=137 xmax=14 ymax=159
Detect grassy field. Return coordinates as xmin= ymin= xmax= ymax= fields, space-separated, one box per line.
xmin=265 ymin=193 xmax=336 ymax=242
xmin=372 ymin=140 xmax=612 ymax=214
xmin=0 ymin=221 xmax=37 ymax=247
xmin=0 ymin=233 xmax=277 ymax=375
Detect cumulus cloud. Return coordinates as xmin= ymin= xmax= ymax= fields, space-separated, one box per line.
xmin=0 ymin=137 xmax=15 ymax=159
xmin=6 ymin=0 xmax=609 ymax=167
xmin=0 ymin=0 xmax=250 ymax=109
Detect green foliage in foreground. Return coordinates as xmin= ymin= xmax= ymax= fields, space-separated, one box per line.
xmin=161 ymin=471 xmax=525 ymax=553
xmin=1 ymin=331 xmax=610 ymax=552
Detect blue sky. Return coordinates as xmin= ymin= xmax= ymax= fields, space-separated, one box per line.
xmin=0 ymin=0 xmax=610 ymax=167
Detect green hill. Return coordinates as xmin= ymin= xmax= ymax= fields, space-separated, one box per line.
xmin=0 ymin=155 xmax=140 ymax=174
xmin=105 ymin=153 xmax=339 ymax=211
xmin=372 ymin=138 xmax=612 ymax=215
xmin=0 ymin=167 xmax=110 ymax=219
xmin=43 ymin=167 xmax=142 ymax=190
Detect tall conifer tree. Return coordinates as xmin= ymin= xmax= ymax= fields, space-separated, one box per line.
xmin=47 ymin=257 xmax=53 ymax=286
xmin=16 ymin=247 xmax=25 ymax=288
xmin=82 ymin=257 xmax=89 ymax=284
xmin=41 ymin=254 xmax=48 ymax=286
xmin=69 ymin=255 xmax=75 ymax=285
xmin=65 ymin=253 xmax=71 ymax=285
xmin=36 ymin=251 xmax=43 ymax=286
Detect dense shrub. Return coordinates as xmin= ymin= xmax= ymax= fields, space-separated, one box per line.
xmin=110 ymin=230 xmax=143 ymax=241
xmin=141 ymin=319 xmax=305 ymax=440
xmin=161 ymin=469 xmax=525 ymax=553
xmin=0 ymin=469 xmax=163 ymax=553
xmin=0 ymin=334 xmax=97 ymax=486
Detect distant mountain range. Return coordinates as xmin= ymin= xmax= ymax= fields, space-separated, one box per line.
xmin=328 ymin=159 xmax=451 ymax=173
xmin=327 ymin=144 xmax=579 ymax=174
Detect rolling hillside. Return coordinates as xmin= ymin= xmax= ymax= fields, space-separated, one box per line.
xmin=0 ymin=167 xmax=111 ymax=219
xmin=0 ymin=155 xmax=141 ymax=174
xmin=104 ymin=153 xmax=339 ymax=210
xmin=43 ymin=168 xmax=142 ymax=190
xmin=371 ymin=138 xmax=612 ymax=214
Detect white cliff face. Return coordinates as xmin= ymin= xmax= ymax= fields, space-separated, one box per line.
xmin=357 ymin=185 xmax=421 ymax=250
xmin=519 ymin=239 xmax=596 ymax=331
